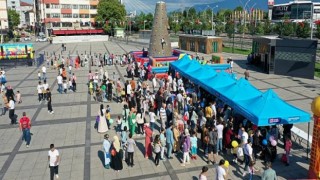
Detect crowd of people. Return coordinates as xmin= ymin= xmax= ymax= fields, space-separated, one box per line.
xmin=0 ymin=47 xmax=290 ymax=179
xmin=92 ymin=57 xmax=289 ymax=180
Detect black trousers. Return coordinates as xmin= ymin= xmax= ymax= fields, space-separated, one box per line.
xmin=49 ymin=165 xmax=59 ymax=180
xmin=48 ymin=101 xmax=53 ymax=112
xmin=9 ymin=109 xmax=15 ymax=124
xmin=137 ymin=123 xmax=144 ymax=134
xmin=128 ymin=152 xmax=134 ymax=166
xmin=155 ymin=152 xmax=160 ymax=165
xmin=38 ymin=93 xmax=43 ymax=102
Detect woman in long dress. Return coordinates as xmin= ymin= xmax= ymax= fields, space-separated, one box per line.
xmin=98 ymin=104 xmax=108 ymax=133
xmin=128 ymin=108 xmax=137 ymax=136
xmin=103 ymin=134 xmax=111 ymax=169
xmin=111 ymin=136 xmax=123 ymax=171
xmin=144 ymin=123 xmax=152 ymax=159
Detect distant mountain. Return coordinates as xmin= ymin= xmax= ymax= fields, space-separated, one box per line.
xmin=190 ymin=0 xmax=320 ymax=12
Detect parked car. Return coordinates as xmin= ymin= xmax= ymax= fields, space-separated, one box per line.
xmin=36 ymin=36 xmax=47 ymax=42
xmin=24 ymin=36 xmax=31 ymax=41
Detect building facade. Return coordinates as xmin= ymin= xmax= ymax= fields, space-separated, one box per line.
xmin=7 ymin=0 xmax=33 ymax=28
xmin=0 ymin=0 xmax=9 ymax=36
xmin=271 ymin=1 xmax=320 ymax=22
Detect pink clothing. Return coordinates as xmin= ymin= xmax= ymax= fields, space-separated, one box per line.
xmin=145 ymin=126 xmax=153 ymax=158
xmin=285 ymin=140 xmax=292 ymax=152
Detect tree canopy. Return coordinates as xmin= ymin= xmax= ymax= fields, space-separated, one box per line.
xmin=8 ymin=9 xmax=20 ymax=30
xmin=95 ymin=0 xmax=126 ymax=32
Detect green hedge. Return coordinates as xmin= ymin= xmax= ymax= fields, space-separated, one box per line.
xmin=212 ymin=55 xmax=220 ymax=63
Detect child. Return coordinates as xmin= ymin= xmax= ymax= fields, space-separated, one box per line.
xmin=126 ymin=133 xmax=136 ymax=167
xmin=232 ymin=145 xmax=239 ymax=163
xmin=68 ymin=65 xmax=72 ymax=75
xmin=242 ymin=160 xmax=259 ymax=178
xmin=68 ymin=78 xmax=73 ymax=92
xmin=38 ymin=71 xmax=41 ymax=80
xmin=89 ymin=80 xmax=93 ymax=95
xmin=106 ymin=105 xmax=111 ymax=113
xmin=15 ymin=91 xmax=22 ymax=104
xmin=63 ymin=80 xmax=67 ymax=94
xmin=121 ymin=126 xmax=128 ymax=161
xmin=284 ymin=136 xmax=292 ymax=166
xmin=190 ymin=132 xmax=198 ymax=160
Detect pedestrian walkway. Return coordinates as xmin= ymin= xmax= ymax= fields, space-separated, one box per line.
xmin=0 ymin=41 xmax=316 ymax=180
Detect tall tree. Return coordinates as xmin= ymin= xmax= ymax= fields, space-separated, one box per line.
xmin=315 ymin=20 xmax=320 ymax=39
xmin=95 ymin=0 xmax=126 ymax=33
xmin=8 ymin=9 xmax=20 ymax=30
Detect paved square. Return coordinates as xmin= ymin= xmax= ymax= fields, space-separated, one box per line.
xmin=0 ymin=40 xmax=317 ymax=180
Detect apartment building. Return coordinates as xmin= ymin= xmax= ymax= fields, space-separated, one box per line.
xmin=0 ymin=0 xmax=9 ymax=35
xmin=7 ymin=0 xmax=33 ymax=28
xmin=37 ymin=0 xmax=105 ymax=36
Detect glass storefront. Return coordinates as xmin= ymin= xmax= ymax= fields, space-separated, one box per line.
xmin=272 ymin=2 xmax=313 ymax=21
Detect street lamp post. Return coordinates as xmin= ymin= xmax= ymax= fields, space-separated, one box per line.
xmin=207 ymin=5 xmax=218 ymax=32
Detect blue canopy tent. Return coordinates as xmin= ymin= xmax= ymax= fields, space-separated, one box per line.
xmin=198 ymin=71 xmax=236 ymax=96
xmin=214 ymin=78 xmax=262 ymax=107
xmin=235 ymin=89 xmax=311 ymax=126
xmin=188 ymin=66 xmax=217 ymax=85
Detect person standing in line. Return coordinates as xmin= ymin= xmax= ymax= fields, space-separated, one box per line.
xmin=103 ymin=134 xmax=111 ymax=169
xmin=261 ymin=161 xmax=277 ymax=180
xmin=8 ymin=96 xmax=16 ymax=125
xmin=72 ymin=73 xmax=77 ymax=92
xmin=144 ymin=123 xmax=153 ymax=159
xmin=243 ymin=139 xmax=253 ymax=172
xmin=128 ymin=108 xmax=137 ymax=136
xmin=216 ymin=120 xmax=224 ymax=154
xmin=98 ymin=104 xmax=108 ymax=133
xmin=56 ymin=74 xmax=63 ymax=94
xmin=111 ymin=136 xmax=123 ymax=171
xmin=199 ymin=166 xmax=208 ymax=180
xmin=159 ymin=128 xmax=166 ymax=160
xmin=148 ymin=108 xmax=156 ymax=131
xmin=208 ymin=126 xmax=218 ymax=164
xmin=159 ymin=103 xmax=167 ymax=130
xmin=19 ymin=112 xmax=31 ymax=148
xmin=153 ymin=134 xmax=162 ymax=166
xmin=47 ymin=88 xmax=54 ymax=114
xmin=48 ymin=144 xmax=60 ymax=180
xmin=126 ymin=133 xmax=136 ymax=167
xmin=165 ymin=123 xmax=174 ymax=159
xmin=216 ymin=159 xmax=228 ymax=180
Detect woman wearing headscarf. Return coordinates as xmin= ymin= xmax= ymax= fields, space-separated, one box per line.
xmin=144 ymin=123 xmax=152 ymax=159
xmin=128 ymin=108 xmax=137 ymax=136
xmin=103 ymin=134 xmax=111 ymax=169
xmin=111 ymin=136 xmax=123 ymax=171
xmin=98 ymin=104 xmax=108 ymax=133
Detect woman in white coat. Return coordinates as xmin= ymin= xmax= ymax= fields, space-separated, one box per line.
xmin=98 ymin=104 xmax=108 ymax=133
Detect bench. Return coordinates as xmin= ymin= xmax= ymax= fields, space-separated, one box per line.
xmin=291 ymin=126 xmax=312 ymax=145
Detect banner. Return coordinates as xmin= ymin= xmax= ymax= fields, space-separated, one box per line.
xmin=0 ymin=43 xmax=34 ymax=60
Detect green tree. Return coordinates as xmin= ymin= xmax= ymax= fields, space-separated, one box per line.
xmin=263 ymin=20 xmax=273 ymax=35
xmin=296 ymin=21 xmax=310 ymax=38
xmin=225 ymin=20 xmax=235 ymax=39
xmin=8 ymin=9 xmax=20 ymax=30
xmin=95 ymin=0 xmax=126 ymax=33
xmin=256 ymin=22 xmax=264 ymax=35
xmin=234 ymin=6 xmax=243 ymax=12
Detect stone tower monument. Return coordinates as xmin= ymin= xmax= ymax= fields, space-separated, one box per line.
xmin=149 ymin=1 xmax=172 ymax=57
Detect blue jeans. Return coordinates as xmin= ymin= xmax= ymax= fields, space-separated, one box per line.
xmin=58 ymin=84 xmax=62 ymax=93
xmin=217 ymin=138 xmax=223 ymax=152
xmin=244 ymin=154 xmax=250 ymax=171
xmin=42 ymin=73 xmax=46 ymax=80
xmin=150 ymin=122 xmax=155 ymax=131
xmin=22 ymin=128 xmax=31 ymax=145
xmin=166 ymin=142 xmax=173 ymax=158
